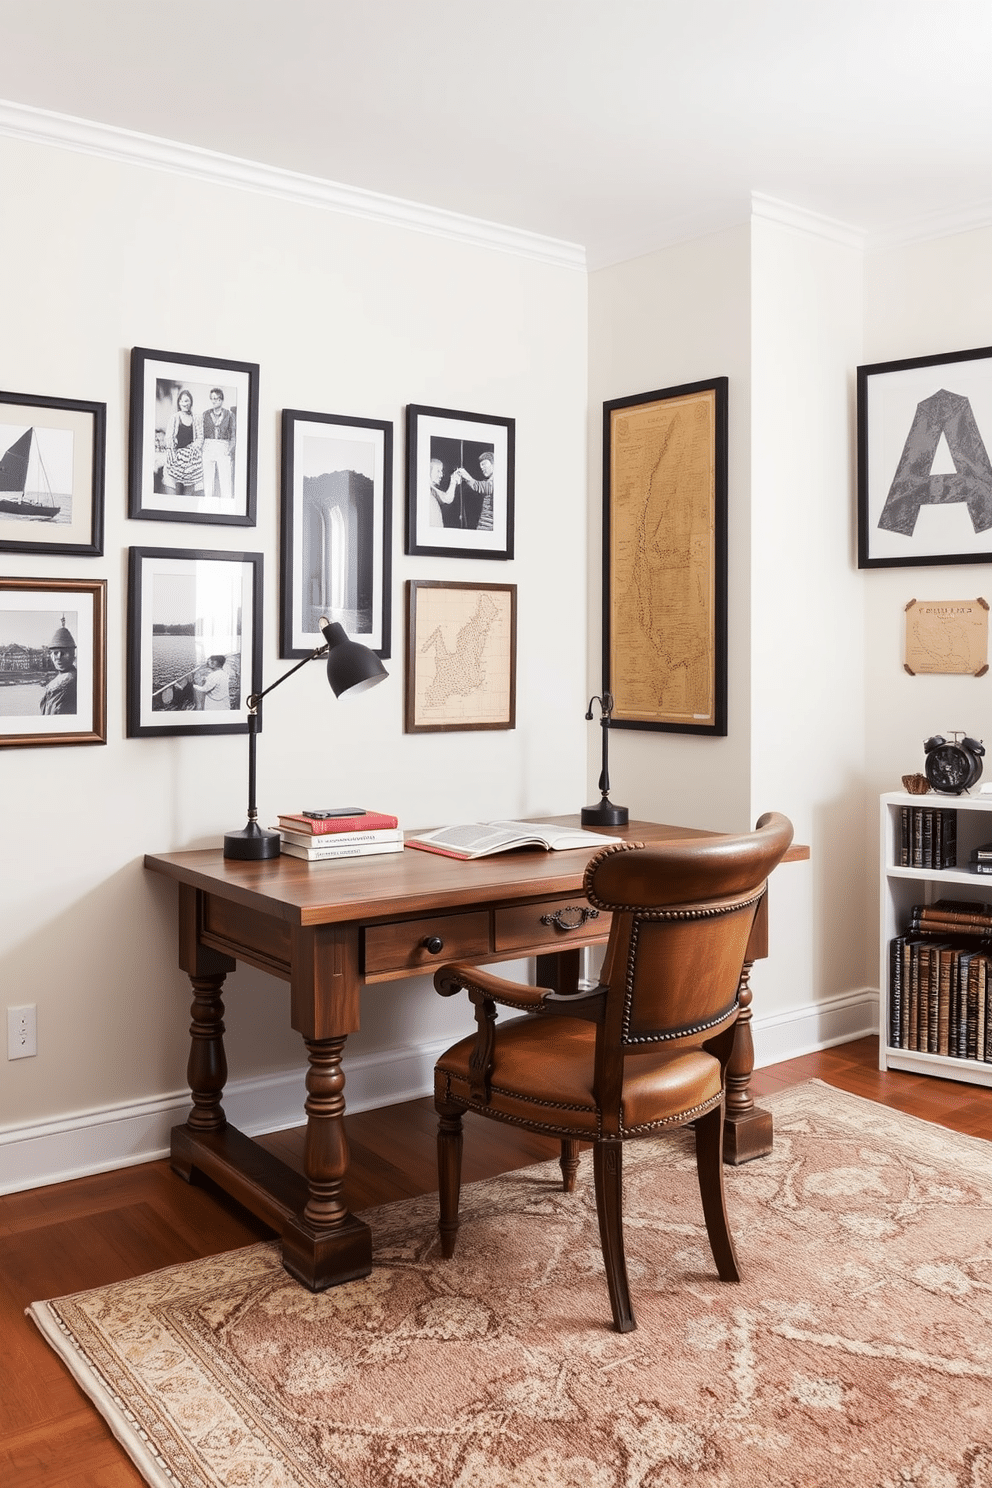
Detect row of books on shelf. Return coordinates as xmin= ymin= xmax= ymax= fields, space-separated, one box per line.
xmin=897 ymin=806 xmax=957 ymax=869
xmin=889 ymin=899 xmax=992 ymax=1060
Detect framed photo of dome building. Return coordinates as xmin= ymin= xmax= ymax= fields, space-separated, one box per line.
xmin=0 ymin=576 xmax=107 ymax=748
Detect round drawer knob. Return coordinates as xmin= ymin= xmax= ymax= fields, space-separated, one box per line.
xmin=423 ymin=935 xmax=445 ymax=954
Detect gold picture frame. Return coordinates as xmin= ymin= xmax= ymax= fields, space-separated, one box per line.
xmin=405 ymin=579 xmax=516 ymax=733
xmin=0 ymin=576 xmax=107 ymax=748
xmin=603 ymin=378 xmax=728 ymax=735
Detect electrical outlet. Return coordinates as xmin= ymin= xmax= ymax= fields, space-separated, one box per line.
xmin=7 ymin=1004 xmax=37 ymax=1060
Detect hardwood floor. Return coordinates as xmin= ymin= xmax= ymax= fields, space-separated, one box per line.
xmin=1 ymin=1035 xmax=989 ymax=1486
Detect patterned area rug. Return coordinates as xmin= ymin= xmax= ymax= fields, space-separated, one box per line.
xmin=29 ymin=1081 xmax=992 ymax=1488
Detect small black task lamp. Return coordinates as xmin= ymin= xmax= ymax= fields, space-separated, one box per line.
xmin=224 ymin=619 xmax=388 ymax=861
xmin=581 ymin=692 xmax=628 ymax=828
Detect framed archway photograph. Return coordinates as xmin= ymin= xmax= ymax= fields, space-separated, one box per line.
xmin=280 ymin=408 xmax=392 ymax=660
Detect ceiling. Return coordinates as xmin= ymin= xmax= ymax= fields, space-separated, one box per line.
xmin=2 ymin=0 xmax=992 ymax=267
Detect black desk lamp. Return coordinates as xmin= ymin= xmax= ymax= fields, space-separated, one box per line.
xmin=581 ymin=692 xmax=628 ymax=828
xmin=224 ymin=619 xmax=388 ymax=860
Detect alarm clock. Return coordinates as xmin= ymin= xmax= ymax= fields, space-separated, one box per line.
xmin=923 ymin=733 xmax=985 ymax=795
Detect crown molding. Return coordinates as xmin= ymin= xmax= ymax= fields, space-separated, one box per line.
xmin=868 ymin=199 xmax=992 ymax=253
xmin=0 ymin=98 xmax=586 ymax=271
xmin=750 ymin=193 xmax=866 ymax=251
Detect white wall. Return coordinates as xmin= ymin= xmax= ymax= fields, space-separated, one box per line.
xmin=750 ymin=214 xmax=868 ymax=1029
xmin=862 ymin=227 xmax=992 ymax=988
xmin=588 ymin=214 xmax=876 ymax=1062
xmin=0 ymin=128 xmax=588 ymax=1175
xmin=587 ymin=224 xmax=753 ymax=834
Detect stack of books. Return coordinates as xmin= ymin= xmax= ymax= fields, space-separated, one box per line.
xmin=275 ymin=810 xmax=403 ymax=862
xmin=970 ymin=841 xmax=992 ymax=875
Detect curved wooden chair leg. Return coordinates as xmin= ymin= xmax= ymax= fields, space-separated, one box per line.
xmin=694 ymin=1102 xmax=741 ymax=1282
xmin=436 ymin=1100 xmax=465 ymax=1258
xmin=559 ymin=1138 xmax=580 ymax=1193
xmin=593 ymin=1138 xmax=636 ymax=1332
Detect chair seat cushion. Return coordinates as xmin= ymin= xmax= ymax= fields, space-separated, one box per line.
xmin=434 ymin=1015 xmax=723 ymax=1139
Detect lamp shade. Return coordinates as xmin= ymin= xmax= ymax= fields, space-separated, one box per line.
xmin=320 ymin=620 xmax=388 ymax=698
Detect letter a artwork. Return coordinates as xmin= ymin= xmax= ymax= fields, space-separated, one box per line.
xmin=878 ymin=388 xmax=992 ymax=536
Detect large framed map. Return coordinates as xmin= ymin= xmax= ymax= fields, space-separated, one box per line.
xmin=405 ymin=580 xmax=516 ymax=732
xmin=603 ymin=378 xmax=728 ymax=735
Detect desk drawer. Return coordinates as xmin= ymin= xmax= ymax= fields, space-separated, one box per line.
xmin=363 ymin=910 xmax=491 ymax=976
xmin=495 ymin=897 xmax=610 ymax=954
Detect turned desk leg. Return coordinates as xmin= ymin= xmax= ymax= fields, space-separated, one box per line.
xmin=171 ymin=970 xmax=229 ymax=1182
xmin=281 ymin=1034 xmax=372 ymax=1290
xmin=723 ymin=959 xmax=773 ymax=1164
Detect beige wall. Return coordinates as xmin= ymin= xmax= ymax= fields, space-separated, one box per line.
xmin=0 ymin=130 xmax=588 ymax=1146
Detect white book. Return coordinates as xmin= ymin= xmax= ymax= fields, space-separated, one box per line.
xmin=275 ymin=826 xmax=404 ymax=850
xmin=279 ymin=839 xmax=406 ymax=862
xmin=405 ymin=820 xmax=621 ymax=861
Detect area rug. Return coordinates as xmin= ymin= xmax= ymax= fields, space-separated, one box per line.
xmin=29 ymin=1081 xmax=992 ymax=1488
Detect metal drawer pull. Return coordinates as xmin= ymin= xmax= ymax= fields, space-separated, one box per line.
xmin=539 ymin=906 xmax=600 ymax=932
xmin=423 ymin=935 xmax=445 ymax=954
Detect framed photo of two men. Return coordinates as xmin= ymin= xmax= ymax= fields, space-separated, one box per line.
xmin=405 ymin=404 xmax=514 ymax=560
xmin=128 ymin=347 xmax=259 ymax=526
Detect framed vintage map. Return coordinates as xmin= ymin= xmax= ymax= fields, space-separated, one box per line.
xmin=602 ymin=378 xmax=728 ymax=735
xmin=904 ymin=597 xmax=989 ymax=676
xmin=405 ymin=580 xmax=516 ymax=732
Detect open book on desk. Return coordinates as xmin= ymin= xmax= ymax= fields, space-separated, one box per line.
xmin=405 ymin=820 xmax=622 ymax=860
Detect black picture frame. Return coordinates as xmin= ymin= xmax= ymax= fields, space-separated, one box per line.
xmin=126 ymin=546 xmax=263 ymax=737
xmin=404 ymin=579 xmax=517 ymax=732
xmin=280 ymin=409 xmax=392 ymax=659
xmin=128 ymin=347 xmax=259 ymax=526
xmin=603 ymin=377 xmax=728 ymax=736
xmin=858 ymin=344 xmax=992 ymax=568
xmin=0 ymin=576 xmax=107 ymax=747
xmin=0 ymin=390 xmax=105 ymax=556
xmin=405 ymin=404 xmax=514 ymax=560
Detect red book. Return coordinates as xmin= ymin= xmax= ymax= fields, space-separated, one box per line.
xmin=277 ymin=810 xmax=399 ymax=836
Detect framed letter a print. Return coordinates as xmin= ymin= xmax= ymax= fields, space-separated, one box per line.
xmin=858 ymin=344 xmax=992 ymax=568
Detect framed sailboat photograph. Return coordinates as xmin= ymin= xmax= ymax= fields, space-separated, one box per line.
xmin=0 ymin=391 xmax=105 ymax=557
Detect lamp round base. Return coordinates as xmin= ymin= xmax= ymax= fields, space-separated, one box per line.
xmin=224 ymin=824 xmax=282 ymax=860
xmin=581 ymin=800 xmax=629 ymax=827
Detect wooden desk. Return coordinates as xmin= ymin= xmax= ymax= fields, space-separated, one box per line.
xmin=145 ymin=816 xmax=807 ymax=1290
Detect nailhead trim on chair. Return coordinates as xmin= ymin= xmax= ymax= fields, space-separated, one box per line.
xmin=435 ymin=1072 xmax=724 ymax=1139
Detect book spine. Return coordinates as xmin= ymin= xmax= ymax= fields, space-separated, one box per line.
xmin=277 ymin=826 xmax=403 ymax=848
xmin=280 ymin=841 xmax=405 ymax=861
xmin=937 ymin=948 xmax=952 ymax=1056
xmin=899 ymin=807 xmax=910 ymax=868
xmin=889 ymin=936 xmax=904 ymax=1047
xmin=942 ymin=810 xmax=957 ymax=869
xmin=912 ymin=808 xmax=924 ymax=869
xmin=277 ymin=813 xmax=399 ymax=835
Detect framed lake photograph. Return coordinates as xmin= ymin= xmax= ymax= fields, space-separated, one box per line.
xmin=405 ymin=579 xmax=516 ymax=732
xmin=858 ymin=344 xmax=992 ymax=568
xmin=405 ymin=404 xmax=514 ymax=559
xmin=128 ymin=347 xmax=259 ymax=526
xmin=0 ymin=576 xmax=107 ymax=748
xmin=0 ymin=390 xmax=105 ymax=557
xmin=280 ymin=409 xmax=392 ymax=659
xmin=126 ymin=547 xmax=263 ymax=737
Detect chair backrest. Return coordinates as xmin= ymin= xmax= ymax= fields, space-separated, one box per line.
xmin=584 ymin=812 xmax=794 ymax=1053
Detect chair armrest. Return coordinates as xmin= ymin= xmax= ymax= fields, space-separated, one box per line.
xmin=434 ymin=963 xmax=606 ymax=1021
xmin=434 ymin=962 xmax=551 ymax=1013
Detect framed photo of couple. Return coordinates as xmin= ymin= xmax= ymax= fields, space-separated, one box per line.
xmin=128 ymin=347 xmax=259 ymax=527
xmin=405 ymin=404 xmax=514 ymax=560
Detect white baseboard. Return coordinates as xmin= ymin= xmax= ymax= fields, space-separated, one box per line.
xmin=0 ymin=1036 xmax=454 ymax=1196
xmin=752 ymin=988 xmax=879 ymax=1067
xmin=0 ymin=997 xmax=879 ymax=1196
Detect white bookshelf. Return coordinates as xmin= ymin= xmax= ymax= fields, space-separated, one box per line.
xmin=880 ymin=790 xmax=992 ymax=1087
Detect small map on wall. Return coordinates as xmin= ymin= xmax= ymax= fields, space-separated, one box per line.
xmin=904 ymin=597 xmax=989 ymax=675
